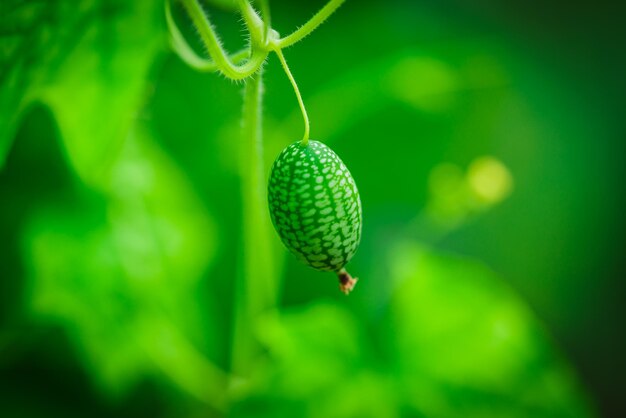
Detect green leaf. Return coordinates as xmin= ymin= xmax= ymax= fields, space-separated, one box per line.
xmin=0 ymin=0 xmax=165 ymax=182
xmin=0 ymin=0 xmax=57 ymax=163
xmin=22 ymin=126 xmax=220 ymax=401
xmin=238 ymin=243 xmax=596 ymax=418
xmin=387 ymin=242 xmax=597 ymax=418
xmin=237 ymin=303 xmax=397 ymax=418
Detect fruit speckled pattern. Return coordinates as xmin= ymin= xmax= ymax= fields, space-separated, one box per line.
xmin=268 ymin=140 xmax=362 ymax=272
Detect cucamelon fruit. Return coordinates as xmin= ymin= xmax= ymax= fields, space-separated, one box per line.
xmin=268 ymin=140 xmax=362 ymax=294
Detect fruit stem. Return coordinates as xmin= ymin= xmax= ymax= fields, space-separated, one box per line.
xmin=338 ymin=268 xmax=358 ymax=295
xmin=274 ymin=48 xmax=310 ymax=146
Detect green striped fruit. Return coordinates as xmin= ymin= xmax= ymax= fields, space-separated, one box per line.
xmin=267 ymin=140 xmax=362 ymax=294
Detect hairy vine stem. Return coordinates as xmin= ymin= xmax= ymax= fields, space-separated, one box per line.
xmin=166 ymin=0 xmax=249 ymax=72
xmin=168 ymin=0 xmax=346 ymax=79
xmin=177 ymin=0 xmax=267 ymax=79
xmin=273 ymin=0 xmax=346 ymax=49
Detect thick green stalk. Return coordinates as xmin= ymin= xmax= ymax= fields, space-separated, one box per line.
xmin=231 ymin=69 xmax=277 ymax=375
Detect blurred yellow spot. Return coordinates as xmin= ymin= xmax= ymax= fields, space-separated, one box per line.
xmin=424 ymin=157 xmax=514 ymax=228
xmin=467 ymin=156 xmax=513 ymax=205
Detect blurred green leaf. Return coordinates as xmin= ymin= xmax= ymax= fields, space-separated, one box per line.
xmin=387 ymin=242 xmax=596 ymax=417
xmin=0 ymin=0 xmax=57 ymax=162
xmin=256 ymin=303 xmax=362 ymax=396
xmin=235 ymin=242 xmax=596 ymax=418
xmin=238 ymin=302 xmax=397 ymax=418
xmin=0 ymin=0 xmax=165 ymax=183
xmin=22 ymin=126 xmax=219 ymax=400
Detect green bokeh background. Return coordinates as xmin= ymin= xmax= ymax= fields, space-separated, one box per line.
xmin=1 ymin=0 xmax=624 ymax=417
